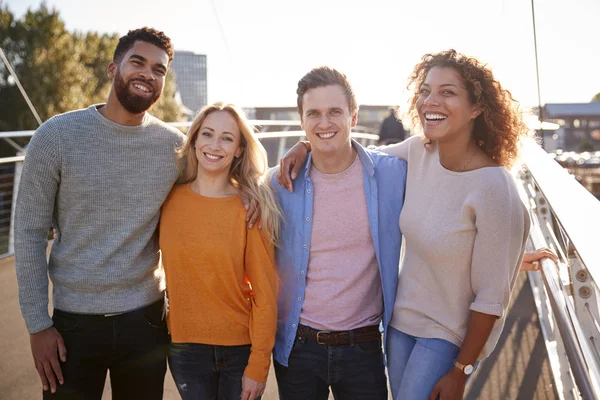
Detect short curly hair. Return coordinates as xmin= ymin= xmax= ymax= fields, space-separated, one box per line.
xmin=113 ymin=27 xmax=174 ymax=64
xmin=407 ymin=49 xmax=528 ymax=168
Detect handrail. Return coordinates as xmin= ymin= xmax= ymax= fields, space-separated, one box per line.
xmin=0 ymin=156 xmax=25 ymax=164
xmin=527 ymin=208 xmax=600 ymax=399
xmin=522 ymin=139 xmax=600 ymax=284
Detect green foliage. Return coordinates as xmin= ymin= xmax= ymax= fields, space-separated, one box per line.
xmin=0 ymin=2 xmax=183 ymax=134
xmin=592 ymin=92 xmax=600 ymax=102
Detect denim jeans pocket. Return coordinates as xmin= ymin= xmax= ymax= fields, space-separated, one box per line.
xmin=52 ymin=312 xmax=79 ymax=333
xmin=356 ymin=338 xmax=383 ymax=354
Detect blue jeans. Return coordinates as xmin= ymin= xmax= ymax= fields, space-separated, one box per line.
xmin=168 ymin=342 xmax=259 ymax=400
xmin=44 ymin=299 xmax=169 ymax=400
xmin=386 ymin=326 xmax=466 ymax=400
xmin=274 ymin=328 xmax=388 ymax=400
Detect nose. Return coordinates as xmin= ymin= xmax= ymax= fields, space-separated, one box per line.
xmin=317 ymin=113 xmax=330 ymax=128
xmin=423 ymin=92 xmax=440 ymax=106
xmin=138 ymin=67 xmax=156 ymax=82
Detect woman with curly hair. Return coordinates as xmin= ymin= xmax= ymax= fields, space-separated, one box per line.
xmin=381 ymin=49 xmax=530 ymax=400
xmin=276 ymin=50 xmax=531 ymax=400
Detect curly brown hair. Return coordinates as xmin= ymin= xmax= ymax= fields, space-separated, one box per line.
xmin=407 ymin=49 xmax=528 ymax=168
xmin=113 ymin=27 xmax=174 ymax=64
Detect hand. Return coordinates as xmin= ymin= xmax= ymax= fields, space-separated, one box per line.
xmin=520 ymin=248 xmax=558 ymax=271
xmin=243 ymin=197 xmax=262 ymax=229
xmin=241 ymin=374 xmax=266 ymax=400
xmin=30 ymin=326 xmax=67 ymax=393
xmin=429 ymin=369 xmax=467 ymax=400
xmin=276 ymin=141 xmax=310 ymax=192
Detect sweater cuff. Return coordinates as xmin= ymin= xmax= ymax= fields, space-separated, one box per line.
xmin=243 ymin=350 xmax=271 ymax=383
xmin=469 ymin=301 xmax=504 ymax=318
xmin=25 ymin=313 xmax=54 ymax=334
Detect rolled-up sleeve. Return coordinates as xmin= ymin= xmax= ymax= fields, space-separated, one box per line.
xmin=469 ymin=175 xmax=530 ymax=319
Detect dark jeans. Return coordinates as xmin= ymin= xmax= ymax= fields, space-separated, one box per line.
xmin=274 ymin=327 xmax=388 ymax=400
xmin=44 ymin=299 xmax=168 ymax=400
xmin=168 ymin=342 xmax=259 ymax=400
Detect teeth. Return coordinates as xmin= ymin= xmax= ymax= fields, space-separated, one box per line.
xmin=425 ymin=113 xmax=446 ymax=120
xmin=133 ymin=83 xmax=150 ymax=93
xmin=318 ymin=132 xmax=335 ymax=139
xmin=204 ymin=153 xmax=222 ymax=160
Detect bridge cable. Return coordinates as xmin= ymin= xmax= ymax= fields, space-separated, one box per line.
xmin=0 ymin=47 xmax=43 ymax=127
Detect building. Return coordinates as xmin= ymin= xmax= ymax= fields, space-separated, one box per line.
xmin=541 ymin=102 xmax=600 ymax=152
xmin=171 ymin=51 xmax=207 ymax=117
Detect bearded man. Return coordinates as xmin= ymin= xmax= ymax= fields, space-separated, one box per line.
xmin=15 ymin=27 xmax=184 ymax=399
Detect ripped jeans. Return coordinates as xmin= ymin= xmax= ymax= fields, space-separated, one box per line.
xmin=168 ymin=342 xmax=259 ymax=400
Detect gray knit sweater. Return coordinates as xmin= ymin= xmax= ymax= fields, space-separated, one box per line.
xmin=15 ymin=105 xmax=185 ymax=334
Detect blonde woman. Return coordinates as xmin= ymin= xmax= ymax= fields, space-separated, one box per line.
xmin=159 ymin=102 xmax=281 ymax=400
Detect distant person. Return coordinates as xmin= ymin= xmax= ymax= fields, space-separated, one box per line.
xmin=160 ymin=102 xmax=280 ymax=400
xmin=377 ymin=107 xmax=406 ymax=145
xmin=272 ymin=66 xmax=407 ymax=399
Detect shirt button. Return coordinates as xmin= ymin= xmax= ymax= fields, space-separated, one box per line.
xmin=305 ymin=217 xmax=310 ymax=222
xmin=297 ymin=297 xmax=302 ymax=301
xmin=301 ymin=270 xmax=305 ymax=274
xmin=303 ymin=244 xmax=307 ymax=249
xmin=307 ymin=189 xmax=312 ymax=193
xmin=292 ymin=324 xmax=297 ymax=328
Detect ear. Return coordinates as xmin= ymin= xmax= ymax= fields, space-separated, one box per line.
xmin=350 ymin=112 xmax=358 ymax=128
xmin=107 ymin=62 xmax=117 ymax=79
xmin=235 ymin=147 xmax=243 ymax=158
xmin=471 ymin=106 xmax=482 ymax=120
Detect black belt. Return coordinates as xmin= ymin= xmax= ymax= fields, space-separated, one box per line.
xmin=297 ymin=324 xmax=381 ymax=346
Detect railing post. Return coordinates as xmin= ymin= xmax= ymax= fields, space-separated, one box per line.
xmin=9 ymin=156 xmax=23 ymax=256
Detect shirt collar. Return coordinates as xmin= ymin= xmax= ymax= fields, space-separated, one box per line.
xmin=304 ymin=139 xmax=375 ymax=178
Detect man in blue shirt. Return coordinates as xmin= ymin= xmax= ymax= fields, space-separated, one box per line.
xmin=271 ymin=66 xmax=407 ymax=400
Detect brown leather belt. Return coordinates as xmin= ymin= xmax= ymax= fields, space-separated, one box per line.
xmin=297 ymin=324 xmax=381 ymax=346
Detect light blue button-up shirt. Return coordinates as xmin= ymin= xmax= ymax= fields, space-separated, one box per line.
xmin=271 ymin=140 xmax=407 ymax=366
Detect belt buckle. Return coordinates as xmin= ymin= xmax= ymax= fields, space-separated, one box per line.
xmin=316 ymin=330 xmax=330 ymax=345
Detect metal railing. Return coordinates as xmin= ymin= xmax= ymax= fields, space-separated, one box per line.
xmin=4 ymin=125 xmax=598 ymax=399
xmin=518 ymin=139 xmax=600 ymax=399
xmin=0 ymin=123 xmax=378 ymax=258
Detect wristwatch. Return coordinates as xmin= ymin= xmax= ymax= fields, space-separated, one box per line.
xmin=454 ymin=360 xmax=474 ymax=375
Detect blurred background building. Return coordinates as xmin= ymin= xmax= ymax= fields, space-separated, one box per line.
xmin=171 ymin=51 xmax=208 ymax=118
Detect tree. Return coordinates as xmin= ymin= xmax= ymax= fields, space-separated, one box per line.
xmin=0 ymin=2 xmax=184 ymax=135
xmin=592 ymin=92 xmax=600 ymax=102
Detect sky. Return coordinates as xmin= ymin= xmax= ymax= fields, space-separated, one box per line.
xmin=4 ymin=0 xmax=600 ymax=113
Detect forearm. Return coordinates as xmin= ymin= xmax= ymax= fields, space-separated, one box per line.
xmin=455 ymin=310 xmax=497 ymax=365
xmin=15 ymin=225 xmax=53 ymax=333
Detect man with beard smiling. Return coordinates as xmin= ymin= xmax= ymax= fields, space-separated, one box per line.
xmin=15 ymin=27 xmax=184 ymax=399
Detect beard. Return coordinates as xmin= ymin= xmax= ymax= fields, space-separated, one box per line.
xmin=113 ymin=68 xmax=161 ymax=114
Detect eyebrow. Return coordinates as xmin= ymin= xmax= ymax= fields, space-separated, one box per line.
xmin=305 ymin=107 xmax=343 ymax=114
xmin=421 ymin=83 xmax=461 ymax=89
xmin=201 ymin=127 xmax=236 ymax=136
xmin=129 ymin=54 xmax=167 ymax=72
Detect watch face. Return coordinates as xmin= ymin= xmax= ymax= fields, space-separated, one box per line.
xmin=464 ymin=364 xmax=474 ymax=375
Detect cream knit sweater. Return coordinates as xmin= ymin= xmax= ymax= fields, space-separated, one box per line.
xmin=381 ymin=135 xmax=529 ymax=359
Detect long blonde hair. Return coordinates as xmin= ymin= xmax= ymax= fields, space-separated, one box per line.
xmin=178 ymin=102 xmax=281 ymax=245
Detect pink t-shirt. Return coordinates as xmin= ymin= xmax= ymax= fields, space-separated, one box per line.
xmin=299 ymin=156 xmax=383 ymax=331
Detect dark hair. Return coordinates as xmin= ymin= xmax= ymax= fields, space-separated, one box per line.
xmin=296 ymin=66 xmax=358 ymax=117
xmin=407 ymin=49 xmax=528 ymax=168
xmin=113 ymin=27 xmax=174 ymax=64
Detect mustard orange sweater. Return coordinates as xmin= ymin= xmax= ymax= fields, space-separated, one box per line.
xmin=159 ymin=184 xmax=277 ymax=382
